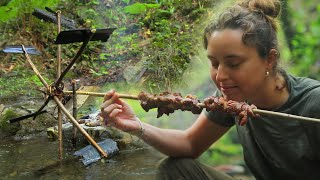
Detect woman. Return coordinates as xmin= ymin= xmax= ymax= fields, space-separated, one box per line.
xmin=100 ymin=0 xmax=320 ymax=179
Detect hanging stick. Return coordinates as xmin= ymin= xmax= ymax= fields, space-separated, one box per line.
xmin=64 ymin=90 xmax=320 ymax=123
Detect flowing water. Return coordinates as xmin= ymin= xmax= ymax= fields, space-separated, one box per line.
xmin=0 ymin=136 xmax=165 ymax=180
xmin=0 ymin=89 xmax=199 ymax=180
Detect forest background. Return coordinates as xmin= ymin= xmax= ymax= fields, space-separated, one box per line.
xmin=0 ymin=0 xmax=320 ymax=166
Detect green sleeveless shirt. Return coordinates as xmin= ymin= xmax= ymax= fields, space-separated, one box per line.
xmin=205 ymin=74 xmax=320 ymax=180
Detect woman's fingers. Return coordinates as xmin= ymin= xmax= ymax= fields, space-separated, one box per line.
xmin=101 ymin=103 xmax=122 ymax=126
xmin=102 ymin=91 xmax=121 ymax=106
xmin=100 ymin=90 xmax=134 ymax=129
xmin=109 ymin=108 xmax=123 ymax=119
xmin=104 ymin=89 xmax=115 ymax=101
xmin=102 ymin=104 xmax=122 ymax=117
xmin=101 ymin=90 xmax=119 ymax=113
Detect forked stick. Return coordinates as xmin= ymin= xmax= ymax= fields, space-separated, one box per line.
xmin=64 ymin=90 xmax=320 ymax=123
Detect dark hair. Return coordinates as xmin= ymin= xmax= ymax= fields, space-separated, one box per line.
xmin=204 ymin=0 xmax=281 ymax=70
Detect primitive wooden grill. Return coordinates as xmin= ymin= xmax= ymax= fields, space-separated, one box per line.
xmin=6 ymin=7 xmax=116 ymax=160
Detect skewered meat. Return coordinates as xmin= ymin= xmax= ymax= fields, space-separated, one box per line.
xmin=203 ymin=96 xmax=257 ymax=125
xmin=138 ymin=91 xmax=203 ymax=118
xmin=138 ymin=91 xmax=257 ymax=125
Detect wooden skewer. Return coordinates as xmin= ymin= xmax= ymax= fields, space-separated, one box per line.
xmin=64 ymin=90 xmax=139 ymax=100
xmin=64 ymin=90 xmax=320 ymax=123
xmin=251 ymin=109 xmax=320 ymax=123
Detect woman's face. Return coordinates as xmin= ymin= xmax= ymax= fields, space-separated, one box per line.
xmin=207 ymin=28 xmax=269 ymax=102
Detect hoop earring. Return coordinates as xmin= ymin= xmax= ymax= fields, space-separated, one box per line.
xmin=265 ymin=71 xmax=269 ymax=77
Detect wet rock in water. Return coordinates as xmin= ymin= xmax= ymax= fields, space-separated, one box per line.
xmin=46 ymin=122 xmax=130 ymax=146
xmin=0 ymin=97 xmax=58 ymax=139
xmin=0 ymin=108 xmax=21 ymax=138
xmin=74 ymin=138 xmax=119 ymax=166
xmin=17 ymin=112 xmax=57 ymax=135
xmin=46 ymin=109 xmax=146 ymax=150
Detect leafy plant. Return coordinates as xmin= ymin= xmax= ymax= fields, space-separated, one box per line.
xmin=0 ymin=0 xmax=58 ymax=24
xmin=123 ymin=2 xmax=160 ymax=15
xmin=289 ymin=2 xmax=320 ymax=79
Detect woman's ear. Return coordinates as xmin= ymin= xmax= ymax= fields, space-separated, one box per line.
xmin=266 ymin=49 xmax=278 ymax=69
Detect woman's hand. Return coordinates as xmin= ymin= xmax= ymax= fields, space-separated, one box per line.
xmin=100 ymin=90 xmax=141 ymax=134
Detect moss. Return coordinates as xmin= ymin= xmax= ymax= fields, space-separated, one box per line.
xmin=0 ymin=108 xmax=21 ymax=137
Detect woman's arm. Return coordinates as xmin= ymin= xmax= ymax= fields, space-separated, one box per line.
xmin=100 ymin=90 xmax=230 ymax=158
xmin=138 ymin=113 xmax=230 ymax=158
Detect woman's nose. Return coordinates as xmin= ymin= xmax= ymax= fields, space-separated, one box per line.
xmin=216 ymin=65 xmax=228 ymax=82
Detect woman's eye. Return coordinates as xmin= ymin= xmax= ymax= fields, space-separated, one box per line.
xmin=227 ymin=61 xmax=241 ymax=68
xmin=211 ymin=62 xmax=219 ymax=69
xmin=229 ymin=63 xmax=240 ymax=68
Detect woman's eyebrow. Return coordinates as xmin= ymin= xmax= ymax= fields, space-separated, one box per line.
xmin=207 ymin=53 xmax=244 ymax=60
xmin=207 ymin=55 xmax=216 ymax=60
xmin=224 ymin=54 xmax=241 ymax=59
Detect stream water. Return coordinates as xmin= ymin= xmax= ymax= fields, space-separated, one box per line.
xmin=0 ymin=135 xmax=165 ymax=179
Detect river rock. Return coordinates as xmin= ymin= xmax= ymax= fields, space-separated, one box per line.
xmin=0 ymin=108 xmax=21 ymax=138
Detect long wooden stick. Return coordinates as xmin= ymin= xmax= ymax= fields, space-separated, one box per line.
xmin=22 ymin=45 xmax=50 ymax=89
xmin=72 ymin=79 xmax=78 ymax=147
xmin=64 ymin=90 xmax=139 ymax=100
xmin=56 ymin=10 xmax=63 ymax=161
xmin=251 ymin=109 xmax=320 ymax=123
xmin=64 ymin=90 xmax=320 ymax=123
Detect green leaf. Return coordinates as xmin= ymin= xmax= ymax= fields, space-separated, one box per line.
xmin=0 ymin=0 xmax=58 ymax=23
xmin=123 ymin=3 xmax=147 ymax=15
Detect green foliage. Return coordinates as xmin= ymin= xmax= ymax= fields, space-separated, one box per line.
xmin=124 ymin=3 xmax=146 ymax=15
xmin=123 ymin=2 xmax=161 ymax=15
xmin=289 ymin=2 xmax=320 ymax=79
xmin=141 ymin=12 xmax=201 ymax=92
xmin=74 ymin=0 xmax=143 ymax=80
xmin=0 ymin=0 xmax=58 ymax=23
xmin=0 ymin=65 xmax=50 ymax=99
xmin=73 ymin=0 xmax=206 ymax=91
xmin=27 ymin=74 xmax=51 ymax=87
xmin=0 ymin=0 xmax=209 ymax=95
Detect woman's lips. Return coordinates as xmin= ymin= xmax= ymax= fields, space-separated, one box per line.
xmin=220 ymin=85 xmax=237 ymax=94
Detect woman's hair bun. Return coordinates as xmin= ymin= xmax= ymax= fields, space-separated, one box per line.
xmin=238 ymin=0 xmax=281 ymax=18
